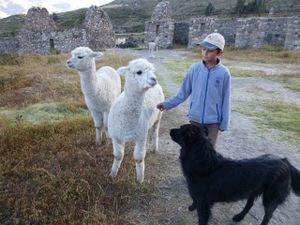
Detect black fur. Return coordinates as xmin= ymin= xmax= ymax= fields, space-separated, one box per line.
xmin=170 ymin=124 xmax=300 ymax=225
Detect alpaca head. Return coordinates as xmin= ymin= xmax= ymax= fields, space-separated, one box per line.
xmin=67 ymin=47 xmax=103 ymax=72
xmin=117 ymin=58 xmax=157 ymax=91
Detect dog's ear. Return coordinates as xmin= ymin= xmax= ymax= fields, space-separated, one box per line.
xmin=184 ymin=126 xmax=198 ymax=146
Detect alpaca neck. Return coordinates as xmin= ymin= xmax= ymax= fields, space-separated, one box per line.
xmin=79 ymin=62 xmax=98 ymax=97
xmin=123 ymin=88 xmax=146 ymax=123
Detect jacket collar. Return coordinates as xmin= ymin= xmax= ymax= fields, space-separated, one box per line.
xmin=201 ymin=58 xmax=221 ymax=70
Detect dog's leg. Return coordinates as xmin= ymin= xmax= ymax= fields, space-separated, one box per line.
xmin=260 ymin=204 xmax=277 ymax=225
xmin=196 ymin=203 xmax=211 ymax=225
xmin=232 ymin=195 xmax=255 ymax=222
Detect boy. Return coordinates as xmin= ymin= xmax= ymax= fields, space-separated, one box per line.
xmin=157 ymin=33 xmax=231 ymax=147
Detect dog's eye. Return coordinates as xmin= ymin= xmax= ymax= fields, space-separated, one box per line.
xmin=137 ymin=70 xmax=142 ymax=75
xmin=78 ymin=56 xmax=84 ymax=59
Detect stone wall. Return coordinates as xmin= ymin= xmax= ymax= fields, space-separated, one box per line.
xmin=0 ymin=37 xmax=19 ymax=54
xmin=188 ymin=17 xmax=236 ymax=48
xmin=0 ymin=6 xmax=115 ymax=55
xmin=53 ymin=28 xmax=88 ymax=53
xmin=235 ymin=17 xmax=288 ymax=48
xmin=84 ymin=6 xmax=115 ymax=49
xmin=18 ymin=7 xmax=56 ymax=54
xmin=284 ymin=17 xmax=300 ymax=50
xmin=144 ymin=1 xmax=175 ymax=49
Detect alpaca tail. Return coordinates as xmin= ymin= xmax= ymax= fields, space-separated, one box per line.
xmin=284 ymin=159 xmax=300 ymax=196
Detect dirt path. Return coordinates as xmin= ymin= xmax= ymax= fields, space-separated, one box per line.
xmin=112 ymin=49 xmax=300 ymax=225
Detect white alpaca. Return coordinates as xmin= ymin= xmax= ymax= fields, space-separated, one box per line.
xmin=148 ymin=42 xmax=156 ymax=55
xmin=67 ymin=47 xmax=121 ymax=145
xmin=108 ymin=58 xmax=164 ymax=183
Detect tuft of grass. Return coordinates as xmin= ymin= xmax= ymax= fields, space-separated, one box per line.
xmin=0 ymin=54 xmax=23 ymax=65
xmin=0 ymin=70 xmax=33 ymax=93
xmin=0 ymin=117 xmax=156 ymax=225
xmin=236 ymin=100 xmax=300 ymax=144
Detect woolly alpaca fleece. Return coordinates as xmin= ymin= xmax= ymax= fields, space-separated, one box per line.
xmin=67 ymin=47 xmax=121 ymax=145
xmin=108 ymin=58 xmax=164 ymax=183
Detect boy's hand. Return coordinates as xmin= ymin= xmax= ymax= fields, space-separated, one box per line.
xmin=157 ymin=103 xmax=165 ymax=111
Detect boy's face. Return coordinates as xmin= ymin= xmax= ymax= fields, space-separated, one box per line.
xmin=201 ymin=47 xmax=222 ymax=62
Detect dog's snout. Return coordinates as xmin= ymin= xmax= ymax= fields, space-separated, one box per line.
xmin=151 ymin=77 xmax=156 ymax=82
xmin=67 ymin=60 xmax=71 ymax=64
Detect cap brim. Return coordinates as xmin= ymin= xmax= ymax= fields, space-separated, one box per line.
xmin=200 ymin=41 xmax=218 ymax=50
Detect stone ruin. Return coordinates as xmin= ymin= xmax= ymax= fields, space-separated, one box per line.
xmin=144 ymin=1 xmax=175 ymax=49
xmin=145 ymin=1 xmax=300 ymax=50
xmin=84 ymin=6 xmax=115 ymax=50
xmin=0 ymin=6 xmax=115 ymax=55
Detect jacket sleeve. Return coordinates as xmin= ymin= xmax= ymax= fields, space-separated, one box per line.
xmin=163 ymin=65 xmax=193 ymax=110
xmin=219 ymin=71 xmax=231 ymax=131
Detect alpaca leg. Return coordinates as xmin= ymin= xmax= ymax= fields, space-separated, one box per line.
xmin=150 ymin=116 xmax=161 ymax=153
xmin=103 ymin=112 xmax=111 ymax=141
xmin=134 ymin=140 xmax=147 ymax=183
xmin=91 ymin=111 xmax=103 ymax=146
xmin=110 ymin=139 xmax=125 ymax=177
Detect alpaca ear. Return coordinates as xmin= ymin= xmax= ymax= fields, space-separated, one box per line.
xmin=89 ymin=52 xmax=103 ymax=59
xmin=117 ymin=66 xmax=129 ymax=76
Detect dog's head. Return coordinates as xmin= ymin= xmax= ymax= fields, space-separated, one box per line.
xmin=170 ymin=124 xmax=209 ymax=149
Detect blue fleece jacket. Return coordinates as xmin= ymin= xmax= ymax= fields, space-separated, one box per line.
xmin=163 ymin=59 xmax=231 ymax=131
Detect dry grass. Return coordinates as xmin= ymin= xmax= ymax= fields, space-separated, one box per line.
xmin=0 ymin=52 xmax=157 ymax=225
xmin=191 ymin=46 xmax=300 ymax=64
xmin=0 ymin=52 xmax=135 ymax=108
xmin=0 ymin=117 xmax=156 ymax=225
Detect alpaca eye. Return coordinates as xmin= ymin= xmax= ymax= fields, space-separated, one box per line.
xmin=137 ymin=71 xmax=142 ymax=75
xmin=78 ymin=56 xmax=84 ymax=59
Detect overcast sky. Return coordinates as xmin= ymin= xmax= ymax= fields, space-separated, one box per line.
xmin=0 ymin=0 xmax=114 ymax=18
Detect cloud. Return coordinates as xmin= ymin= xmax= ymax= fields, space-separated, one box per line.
xmin=0 ymin=0 xmax=114 ymax=18
xmin=0 ymin=1 xmax=26 ymax=15
xmin=52 ymin=2 xmax=72 ymax=11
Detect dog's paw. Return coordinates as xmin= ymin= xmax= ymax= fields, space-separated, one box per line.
xmin=232 ymin=214 xmax=244 ymax=222
xmin=188 ymin=203 xmax=196 ymax=211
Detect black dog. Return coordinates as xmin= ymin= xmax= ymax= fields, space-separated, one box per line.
xmin=170 ymin=124 xmax=300 ymax=225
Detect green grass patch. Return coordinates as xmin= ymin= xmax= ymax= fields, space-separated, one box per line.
xmin=156 ymin=72 xmax=171 ymax=98
xmin=163 ymin=59 xmax=196 ymax=84
xmin=236 ymin=100 xmax=300 ymax=144
xmin=0 ymin=102 xmax=89 ymax=125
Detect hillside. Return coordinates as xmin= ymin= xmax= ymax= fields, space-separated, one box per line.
xmin=0 ymin=0 xmax=299 ymax=36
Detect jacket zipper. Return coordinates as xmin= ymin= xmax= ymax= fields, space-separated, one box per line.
xmin=202 ymin=68 xmax=210 ymax=123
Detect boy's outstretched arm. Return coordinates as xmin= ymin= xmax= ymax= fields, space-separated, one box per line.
xmin=157 ymin=66 xmax=194 ymax=111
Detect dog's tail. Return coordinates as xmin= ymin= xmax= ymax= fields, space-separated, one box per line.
xmin=284 ymin=159 xmax=300 ymax=196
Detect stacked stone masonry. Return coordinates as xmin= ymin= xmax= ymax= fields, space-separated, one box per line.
xmin=0 ymin=6 xmax=115 ymax=55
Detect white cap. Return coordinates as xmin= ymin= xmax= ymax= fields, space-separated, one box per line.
xmin=200 ymin=33 xmax=225 ymax=51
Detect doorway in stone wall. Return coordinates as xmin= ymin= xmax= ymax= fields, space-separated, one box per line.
xmin=173 ymin=22 xmax=189 ymax=47
xmin=50 ymin=39 xmax=55 ymax=49
xmin=156 ymin=25 xmax=160 ymax=35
